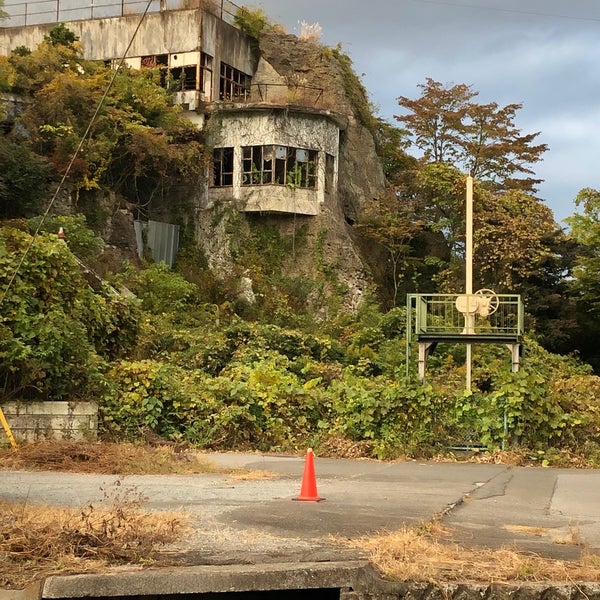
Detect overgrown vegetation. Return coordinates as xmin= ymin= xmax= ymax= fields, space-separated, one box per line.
xmin=0 ymin=482 xmax=188 ymax=588
xmin=2 ymin=217 xmax=599 ymax=462
xmin=59 ymin=239 xmax=596 ymax=462
xmin=0 ymin=23 xmax=600 ymax=467
xmin=233 ymin=6 xmax=272 ymax=44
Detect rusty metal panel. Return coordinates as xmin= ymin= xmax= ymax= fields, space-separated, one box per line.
xmin=134 ymin=219 xmax=180 ymax=268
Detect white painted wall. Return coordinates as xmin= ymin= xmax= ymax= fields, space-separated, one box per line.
xmin=208 ymin=107 xmax=340 ymax=215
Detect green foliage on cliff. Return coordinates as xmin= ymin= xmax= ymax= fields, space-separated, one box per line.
xmin=233 ymin=6 xmax=272 ymax=43
xmin=0 ymin=25 xmax=204 ymax=207
xmin=0 ymin=225 xmax=139 ymax=400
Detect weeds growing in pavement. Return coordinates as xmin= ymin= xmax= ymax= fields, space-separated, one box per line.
xmin=0 ymin=478 xmax=188 ymax=589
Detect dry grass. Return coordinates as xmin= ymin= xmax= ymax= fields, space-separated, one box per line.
xmin=0 ymin=483 xmax=189 ymax=589
xmin=0 ymin=440 xmax=217 ymax=474
xmin=344 ymin=524 xmax=600 ymax=585
xmin=3 ymin=440 xmax=600 ymax=588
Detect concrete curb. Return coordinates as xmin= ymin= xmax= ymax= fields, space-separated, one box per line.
xmin=41 ymin=561 xmax=389 ymax=598
xmin=5 ymin=564 xmax=600 ymax=600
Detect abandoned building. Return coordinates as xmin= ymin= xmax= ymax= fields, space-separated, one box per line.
xmin=0 ymin=2 xmax=344 ymax=217
xmin=0 ymin=0 xmax=387 ymax=307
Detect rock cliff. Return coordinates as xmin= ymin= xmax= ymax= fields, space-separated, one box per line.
xmin=194 ymin=30 xmax=388 ymax=314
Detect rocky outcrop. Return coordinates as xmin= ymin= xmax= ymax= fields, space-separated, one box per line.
xmin=257 ymin=31 xmax=387 ymax=223
xmin=194 ymin=30 xmax=388 ymax=314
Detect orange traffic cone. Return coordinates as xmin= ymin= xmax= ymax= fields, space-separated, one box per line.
xmin=293 ymin=448 xmax=325 ymax=502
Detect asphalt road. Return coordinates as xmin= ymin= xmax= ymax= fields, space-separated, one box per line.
xmin=2 ymin=452 xmax=599 ymax=563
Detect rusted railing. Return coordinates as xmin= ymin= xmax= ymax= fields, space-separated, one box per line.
xmin=249 ymin=83 xmax=324 ymax=108
xmin=1 ymin=0 xmax=240 ymax=28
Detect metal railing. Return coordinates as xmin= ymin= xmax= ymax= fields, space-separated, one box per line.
xmin=407 ymin=293 xmax=524 ymax=342
xmin=1 ymin=0 xmax=240 ymax=28
xmin=250 ymin=83 xmax=325 ymax=108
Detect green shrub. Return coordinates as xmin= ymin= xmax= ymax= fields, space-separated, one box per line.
xmin=0 ymin=226 xmax=137 ymax=399
xmin=121 ymin=262 xmax=199 ymax=314
xmin=28 ymin=214 xmax=104 ymax=263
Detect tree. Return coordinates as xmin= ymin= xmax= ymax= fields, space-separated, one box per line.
xmin=0 ymin=226 xmax=139 ymax=400
xmin=474 ymin=189 xmax=563 ymax=292
xmin=396 ymin=79 xmax=476 ymax=164
xmin=564 ymin=188 xmax=600 ymax=370
xmin=367 ymin=120 xmax=452 ymax=303
xmin=566 ymin=188 xmax=600 ymax=316
xmin=45 ymin=23 xmax=79 ymax=47
xmin=373 ymin=117 xmax=415 ymax=187
xmin=396 ymin=78 xmax=548 ymax=193
xmin=0 ymin=137 xmax=51 ymax=218
xmin=5 ymin=27 xmax=205 ymax=205
xmin=357 ymin=189 xmax=424 ymax=307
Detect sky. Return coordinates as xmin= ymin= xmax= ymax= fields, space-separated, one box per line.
xmin=253 ymin=0 xmax=600 ymax=225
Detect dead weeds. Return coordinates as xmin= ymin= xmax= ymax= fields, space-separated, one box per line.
xmin=0 ymin=439 xmax=217 ymax=474
xmin=344 ymin=525 xmax=600 ymax=585
xmin=0 ymin=481 xmax=189 ymax=589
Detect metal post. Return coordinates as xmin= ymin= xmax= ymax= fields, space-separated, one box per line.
xmin=0 ymin=407 xmax=18 ymax=449
xmin=466 ymin=175 xmax=473 ymax=296
xmin=465 ymin=175 xmax=473 ymax=391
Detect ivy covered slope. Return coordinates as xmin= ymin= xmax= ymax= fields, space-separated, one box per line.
xmin=2 ymin=218 xmax=600 ymax=464
xmin=1 ymin=20 xmax=600 ymax=464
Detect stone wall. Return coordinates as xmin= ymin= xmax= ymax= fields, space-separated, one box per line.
xmin=0 ymin=401 xmax=98 ymax=443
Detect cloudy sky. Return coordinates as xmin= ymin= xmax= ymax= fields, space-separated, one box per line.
xmin=254 ymin=0 xmax=600 ymax=224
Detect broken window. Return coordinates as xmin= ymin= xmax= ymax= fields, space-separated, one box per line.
xmin=241 ymin=145 xmax=317 ymax=189
xmin=200 ymin=53 xmax=213 ymax=101
xmin=219 ymin=62 xmax=251 ymax=101
xmin=212 ymin=147 xmax=234 ymax=187
xmin=293 ymin=147 xmax=317 ymax=189
xmin=140 ymin=54 xmax=168 ymax=87
xmin=170 ymin=65 xmax=197 ymax=91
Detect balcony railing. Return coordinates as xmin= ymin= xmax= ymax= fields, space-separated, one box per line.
xmin=249 ymin=83 xmax=324 ymax=108
xmin=1 ymin=0 xmax=240 ymax=28
xmin=407 ymin=293 xmax=524 ymax=344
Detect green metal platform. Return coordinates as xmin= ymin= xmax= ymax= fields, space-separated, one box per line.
xmin=406 ymin=293 xmax=524 ymax=381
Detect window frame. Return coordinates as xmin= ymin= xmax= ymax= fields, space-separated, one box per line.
xmin=212 ymin=147 xmax=234 ymax=187
xmin=219 ymin=62 xmax=251 ymax=101
xmin=241 ymin=145 xmax=318 ymax=189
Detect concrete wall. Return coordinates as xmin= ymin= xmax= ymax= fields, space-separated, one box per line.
xmin=0 ymin=401 xmax=98 ymax=443
xmin=208 ymin=106 xmax=341 ymax=214
xmin=19 ymin=561 xmax=600 ymax=600
xmin=0 ymin=10 xmax=195 ymax=58
xmin=0 ymin=9 xmax=256 ymax=82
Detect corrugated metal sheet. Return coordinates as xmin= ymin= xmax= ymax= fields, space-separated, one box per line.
xmin=134 ymin=220 xmax=180 ymax=268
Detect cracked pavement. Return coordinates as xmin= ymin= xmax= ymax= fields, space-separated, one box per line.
xmin=2 ymin=453 xmax=599 ymax=563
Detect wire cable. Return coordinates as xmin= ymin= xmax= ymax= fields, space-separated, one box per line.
xmin=0 ymin=0 xmax=154 ymax=308
xmin=412 ymin=0 xmax=600 ymax=23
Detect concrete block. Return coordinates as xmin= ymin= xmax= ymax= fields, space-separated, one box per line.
xmin=0 ymin=401 xmax=98 ymax=443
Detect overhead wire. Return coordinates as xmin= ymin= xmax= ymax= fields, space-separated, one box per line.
xmin=0 ymin=0 xmax=155 ymax=308
xmin=412 ymin=0 xmax=600 ymax=23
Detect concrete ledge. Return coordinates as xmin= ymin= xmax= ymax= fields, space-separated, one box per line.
xmin=41 ymin=561 xmax=388 ymax=598
xmin=10 ymin=564 xmax=600 ymax=600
